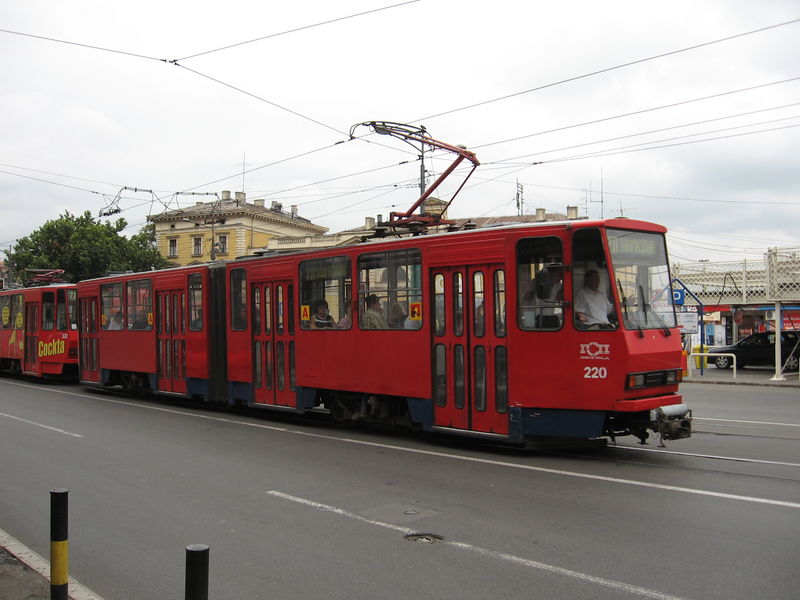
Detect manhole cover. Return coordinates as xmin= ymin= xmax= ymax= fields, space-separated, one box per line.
xmin=404 ymin=533 xmax=443 ymax=544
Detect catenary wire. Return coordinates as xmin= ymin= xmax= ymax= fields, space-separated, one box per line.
xmin=411 ymin=18 xmax=800 ymax=123
xmin=176 ymin=1 xmax=421 ymax=61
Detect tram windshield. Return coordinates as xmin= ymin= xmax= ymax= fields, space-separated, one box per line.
xmin=607 ymin=229 xmax=676 ymax=331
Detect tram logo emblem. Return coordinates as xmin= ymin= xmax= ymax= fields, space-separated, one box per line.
xmin=579 ymin=342 xmax=610 ymax=359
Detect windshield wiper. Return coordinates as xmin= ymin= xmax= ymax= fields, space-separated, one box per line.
xmin=619 ymin=279 xmax=643 ymax=338
xmin=639 ymin=284 xmax=671 ymax=336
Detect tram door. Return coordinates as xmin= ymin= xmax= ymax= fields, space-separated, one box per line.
xmin=22 ymin=303 xmax=39 ymax=375
xmin=156 ymin=290 xmax=187 ymax=394
xmin=79 ymin=297 xmax=100 ymax=382
xmin=252 ymin=280 xmax=296 ymax=407
xmin=432 ymin=265 xmax=508 ymax=434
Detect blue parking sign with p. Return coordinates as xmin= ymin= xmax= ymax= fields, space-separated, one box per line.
xmin=672 ymin=289 xmax=685 ymax=305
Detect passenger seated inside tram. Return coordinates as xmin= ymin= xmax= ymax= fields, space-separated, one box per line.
xmin=336 ymin=300 xmax=352 ymax=329
xmin=388 ymin=302 xmax=407 ymax=329
xmin=574 ymin=269 xmax=615 ymax=329
xmin=311 ymin=299 xmax=336 ymax=328
xmin=362 ymin=294 xmax=388 ymax=329
xmin=537 ymin=266 xmax=563 ymax=328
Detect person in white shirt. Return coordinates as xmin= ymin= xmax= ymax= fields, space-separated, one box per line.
xmin=575 ymin=269 xmax=614 ymax=328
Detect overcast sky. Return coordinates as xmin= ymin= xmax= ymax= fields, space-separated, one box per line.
xmin=2 ymin=0 xmax=798 ymax=264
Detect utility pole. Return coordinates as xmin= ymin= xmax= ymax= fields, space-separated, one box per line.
xmin=515 ymin=180 xmax=524 ymax=216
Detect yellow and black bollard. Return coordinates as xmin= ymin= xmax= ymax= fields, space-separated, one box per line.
xmin=50 ymin=489 xmax=69 ymax=600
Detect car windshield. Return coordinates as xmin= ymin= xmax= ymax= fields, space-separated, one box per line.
xmin=607 ymin=229 xmax=676 ymax=331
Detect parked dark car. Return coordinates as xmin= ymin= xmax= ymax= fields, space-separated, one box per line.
xmin=709 ymin=330 xmax=800 ymax=370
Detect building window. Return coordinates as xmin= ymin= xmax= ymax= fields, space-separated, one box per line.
xmin=168 ymin=238 xmax=178 ymax=258
xmin=217 ymin=235 xmax=228 ymax=255
xmin=192 ymin=237 xmax=202 ymax=256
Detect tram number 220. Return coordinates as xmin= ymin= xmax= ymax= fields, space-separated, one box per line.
xmin=583 ymin=366 xmax=608 ymax=379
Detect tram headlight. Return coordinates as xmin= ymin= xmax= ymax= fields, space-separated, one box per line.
xmin=626 ymin=369 xmax=682 ymax=390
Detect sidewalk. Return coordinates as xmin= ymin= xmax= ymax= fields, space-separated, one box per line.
xmin=684 ymin=364 xmax=800 ymax=387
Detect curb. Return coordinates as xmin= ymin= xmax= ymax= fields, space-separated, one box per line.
xmin=0 ymin=528 xmax=105 ymax=600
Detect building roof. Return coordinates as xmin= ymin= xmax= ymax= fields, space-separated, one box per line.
xmin=148 ymin=198 xmax=327 ymax=234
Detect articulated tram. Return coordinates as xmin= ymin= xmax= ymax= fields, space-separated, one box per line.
xmin=73 ymin=217 xmax=691 ymax=446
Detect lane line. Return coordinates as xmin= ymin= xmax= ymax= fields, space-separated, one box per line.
xmin=0 ymin=411 xmax=84 ymax=438
xmin=611 ymin=445 xmax=800 ymax=468
xmin=4 ymin=380 xmax=800 ymax=509
xmin=695 ymin=417 xmax=800 ymax=428
xmin=267 ymin=491 xmax=692 ymax=600
xmin=0 ymin=527 xmax=106 ymax=600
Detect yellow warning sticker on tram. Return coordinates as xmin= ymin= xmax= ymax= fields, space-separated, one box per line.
xmin=300 ymin=305 xmax=310 ymax=321
xmin=409 ymin=302 xmax=422 ymax=321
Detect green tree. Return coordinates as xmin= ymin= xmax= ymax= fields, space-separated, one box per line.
xmin=5 ymin=211 xmax=169 ymax=285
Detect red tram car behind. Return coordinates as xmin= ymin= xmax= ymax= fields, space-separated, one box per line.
xmin=0 ymin=284 xmax=80 ymax=378
xmin=74 ymin=218 xmax=692 ymax=445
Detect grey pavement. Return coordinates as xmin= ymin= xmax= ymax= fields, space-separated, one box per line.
xmin=2 ymin=367 xmax=795 ymax=599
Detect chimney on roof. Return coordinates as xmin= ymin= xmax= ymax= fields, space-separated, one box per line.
xmin=221 ymin=190 xmax=231 ymax=201
xmin=235 ymin=191 xmax=246 ymax=204
xmin=290 ymin=205 xmax=298 ymax=218
xmin=271 ymin=201 xmax=283 ymax=211
xmin=535 ymin=208 xmax=546 ymax=221
xmin=365 ymin=216 xmax=375 ymax=229
xmin=567 ymin=205 xmax=579 ymax=220
xmin=254 ymin=199 xmax=265 ymax=208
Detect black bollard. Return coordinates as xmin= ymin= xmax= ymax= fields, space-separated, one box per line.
xmin=50 ymin=489 xmax=69 ymax=600
xmin=185 ymin=544 xmax=210 ymax=600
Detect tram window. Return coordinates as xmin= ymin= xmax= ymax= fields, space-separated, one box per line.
xmin=188 ymin=274 xmax=203 ymax=331
xmin=358 ymin=249 xmax=422 ymax=330
xmin=573 ymin=229 xmax=617 ymax=330
xmin=253 ymin=286 xmax=261 ymax=335
xmin=474 ymin=346 xmax=487 ymax=412
xmin=299 ymin=256 xmax=351 ymax=330
xmin=433 ymin=344 xmax=447 ymax=407
xmin=289 ymin=341 xmax=296 ymax=391
xmin=127 ymin=279 xmax=153 ymax=331
xmin=454 ymin=344 xmax=465 ymax=409
xmin=263 ymin=286 xmax=271 ymax=335
xmin=517 ymin=237 xmax=564 ymax=330
xmin=495 ymin=346 xmax=508 ymax=414
xmin=0 ymin=295 xmax=10 ymax=329
xmin=67 ymin=289 xmax=78 ymax=330
xmin=276 ymin=285 xmax=284 ymax=334
xmin=453 ymin=273 xmax=464 ymax=336
xmin=101 ymin=283 xmax=123 ymax=330
xmin=56 ymin=290 xmax=68 ymax=330
xmin=42 ymin=292 xmax=55 ymax=330
xmin=231 ymin=268 xmax=247 ymax=331
xmin=473 ymin=272 xmax=485 ymax=337
xmin=13 ymin=294 xmax=23 ymax=330
xmin=494 ymin=270 xmax=506 ymax=337
xmin=288 ymin=284 xmax=295 ymax=335
xmin=433 ymin=273 xmax=445 ymax=336
xmin=254 ymin=341 xmax=262 ymax=388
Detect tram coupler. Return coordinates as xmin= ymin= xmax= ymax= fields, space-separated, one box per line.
xmin=650 ymin=404 xmax=692 ymax=446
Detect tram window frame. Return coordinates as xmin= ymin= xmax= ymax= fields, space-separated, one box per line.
xmin=358 ymin=249 xmax=423 ymax=331
xmin=67 ymin=289 xmax=78 ymax=330
xmin=572 ymin=228 xmax=617 ymax=330
xmin=433 ymin=273 xmax=446 ymax=336
xmin=231 ymin=268 xmax=247 ymax=331
xmin=127 ymin=279 xmax=153 ymax=331
xmin=516 ymin=237 xmax=564 ymax=331
xmin=0 ymin=295 xmax=10 ymax=329
xmin=101 ymin=282 xmax=124 ymax=330
xmin=56 ymin=289 xmax=68 ymax=330
xmin=494 ymin=270 xmax=506 ymax=337
xmin=299 ymin=256 xmax=351 ymax=330
xmin=42 ymin=291 xmax=55 ymax=330
xmin=188 ymin=274 xmax=203 ymax=331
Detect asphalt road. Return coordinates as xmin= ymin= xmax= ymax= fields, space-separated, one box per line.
xmin=1 ymin=378 xmax=799 ymax=600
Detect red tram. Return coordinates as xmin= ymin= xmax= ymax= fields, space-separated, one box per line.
xmin=0 ymin=284 xmax=80 ymax=378
xmin=75 ymin=217 xmax=691 ymax=445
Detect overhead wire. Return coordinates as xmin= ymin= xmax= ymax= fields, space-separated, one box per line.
xmin=411 ymin=17 xmax=800 ymax=123
xmin=176 ymin=1 xmax=421 ymax=61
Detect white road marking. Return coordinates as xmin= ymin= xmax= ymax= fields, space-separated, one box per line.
xmin=611 ymin=445 xmax=800 ymax=468
xmin=0 ymin=411 xmax=84 ymax=438
xmin=4 ymin=380 xmax=800 ymax=509
xmin=267 ymin=491 xmax=692 ymax=600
